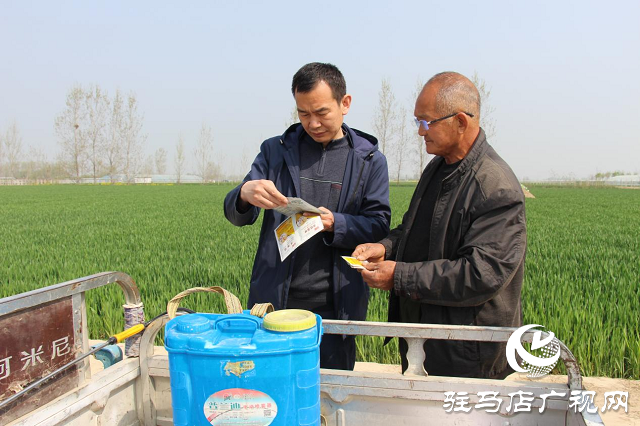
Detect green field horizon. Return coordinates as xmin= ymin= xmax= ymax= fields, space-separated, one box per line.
xmin=1 ymin=184 xmax=638 ymax=379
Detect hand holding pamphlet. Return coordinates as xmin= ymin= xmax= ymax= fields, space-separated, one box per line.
xmin=274 ymin=198 xmax=324 ymax=261
xmin=274 ymin=197 xmax=323 ymax=217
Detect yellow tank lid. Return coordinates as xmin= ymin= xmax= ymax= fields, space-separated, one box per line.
xmin=263 ymin=309 xmax=317 ymax=332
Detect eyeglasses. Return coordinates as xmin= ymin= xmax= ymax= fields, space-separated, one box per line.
xmin=414 ymin=112 xmax=474 ymax=131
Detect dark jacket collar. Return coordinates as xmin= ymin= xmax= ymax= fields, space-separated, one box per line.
xmin=432 ymin=128 xmax=488 ymax=185
xmin=457 ymin=128 xmax=488 ymax=175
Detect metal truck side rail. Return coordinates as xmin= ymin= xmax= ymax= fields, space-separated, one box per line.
xmin=0 ymin=271 xmax=141 ymax=316
xmin=137 ymin=315 xmax=599 ymax=426
xmin=323 ymin=319 xmax=583 ymax=390
xmin=1 ymin=275 xmax=601 ymax=426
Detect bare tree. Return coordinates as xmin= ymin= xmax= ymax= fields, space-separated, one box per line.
xmin=211 ymin=151 xmax=226 ymax=182
xmin=471 ymin=71 xmax=497 ymax=141
xmin=411 ymin=79 xmax=431 ymax=178
xmin=372 ymin=78 xmax=397 ymax=155
xmin=194 ymin=123 xmax=214 ymax=182
xmin=393 ymin=107 xmax=411 ymax=184
xmin=154 ymin=147 xmax=167 ymax=174
xmin=175 ymin=135 xmax=185 ymax=184
xmin=85 ymin=85 xmax=110 ymax=183
xmin=25 ymin=145 xmax=46 ymax=182
xmin=55 ymin=86 xmax=88 ymax=182
xmin=209 ymin=160 xmax=222 ymax=182
xmin=121 ymin=93 xmax=146 ymax=183
xmin=142 ymin=154 xmax=154 ymax=177
xmin=284 ymin=105 xmax=299 ymax=128
xmin=4 ymin=121 xmax=23 ymax=178
xmin=105 ymin=90 xmax=123 ymax=183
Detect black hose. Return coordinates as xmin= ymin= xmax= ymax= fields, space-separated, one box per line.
xmin=145 ymin=307 xmax=195 ymax=326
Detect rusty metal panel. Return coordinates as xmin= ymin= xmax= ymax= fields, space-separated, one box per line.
xmin=0 ymin=297 xmax=77 ymax=423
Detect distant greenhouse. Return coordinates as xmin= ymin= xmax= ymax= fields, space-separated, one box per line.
xmin=603 ymin=174 xmax=640 ymax=186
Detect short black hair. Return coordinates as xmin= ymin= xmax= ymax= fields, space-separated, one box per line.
xmin=291 ymin=62 xmax=346 ymax=103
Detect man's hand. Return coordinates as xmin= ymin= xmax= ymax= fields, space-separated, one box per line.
xmin=352 ymin=243 xmax=386 ymax=264
xmin=305 ymin=207 xmax=334 ymax=232
xmin=360 ymin=260 xmax=396 ymax=291
xmin=303 ymin=207 xmax=335 ymax=232
xmin=239 ymin=180 xmax=288 ymax=210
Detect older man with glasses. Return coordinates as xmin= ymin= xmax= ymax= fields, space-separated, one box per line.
xmin=353 ymin=71 xmax=526 ymax=379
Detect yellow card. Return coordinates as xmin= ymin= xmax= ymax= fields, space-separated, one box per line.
xmin=341 ymin=256 xmax=366 ymax=269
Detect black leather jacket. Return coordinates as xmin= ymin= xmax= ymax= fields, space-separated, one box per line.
xmin=381 ymin=129 xmax=526 ymax=379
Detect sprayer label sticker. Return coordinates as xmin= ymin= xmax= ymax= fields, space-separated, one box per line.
xmin=204 ymin=388 xmax=277 ymax=425
xmin=224 ymin=360 xmax=255 ymax=378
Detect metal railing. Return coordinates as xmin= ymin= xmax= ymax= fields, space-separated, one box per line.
xmin=323 ymin=320 xmax=583 ymax=390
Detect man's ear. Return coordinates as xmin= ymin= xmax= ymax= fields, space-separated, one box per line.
xmin=456 ymin=112 xmax=469 ymax=134
xmin=341 ymin=94 xmax=352 ymax=115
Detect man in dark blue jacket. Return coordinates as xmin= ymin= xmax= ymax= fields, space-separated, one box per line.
xmin=224 ymin=63 xmax=391 ymax=370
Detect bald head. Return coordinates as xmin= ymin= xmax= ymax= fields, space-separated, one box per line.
xmin=424 ymin=72 xmax=481 ymax=120
xmin=414 ymin=72 xmax=482 ymax=163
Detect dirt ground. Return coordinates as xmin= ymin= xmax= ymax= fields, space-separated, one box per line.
xmin=354 ymin=363 xmax=639 ymax=425
xmin=521 ymin=186 xmax=536 ymax=198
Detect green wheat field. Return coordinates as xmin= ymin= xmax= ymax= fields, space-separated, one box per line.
xmin=1 ymin=184 xmax=638 ymax=379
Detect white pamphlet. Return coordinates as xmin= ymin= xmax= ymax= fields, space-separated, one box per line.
xmin=274 ymin=212 xmax=323 ymax=261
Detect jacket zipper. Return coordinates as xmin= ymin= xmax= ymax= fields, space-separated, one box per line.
xmin=317 ymin=146 xmax=327 ymax=175
xmin=428 ymin=186 xmax=443 ymax=261
xmin=335 ymin=152 xmax=372 ymax=318
xmin=347 ymin=152 xmax=373 ymax=208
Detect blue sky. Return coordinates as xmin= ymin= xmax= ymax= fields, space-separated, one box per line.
xmin=1 ymin=0 xmax=639 ymax=180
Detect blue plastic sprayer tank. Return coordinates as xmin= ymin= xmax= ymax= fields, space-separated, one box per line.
xmin=165 ymin=309 xmax=323 ymax=426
